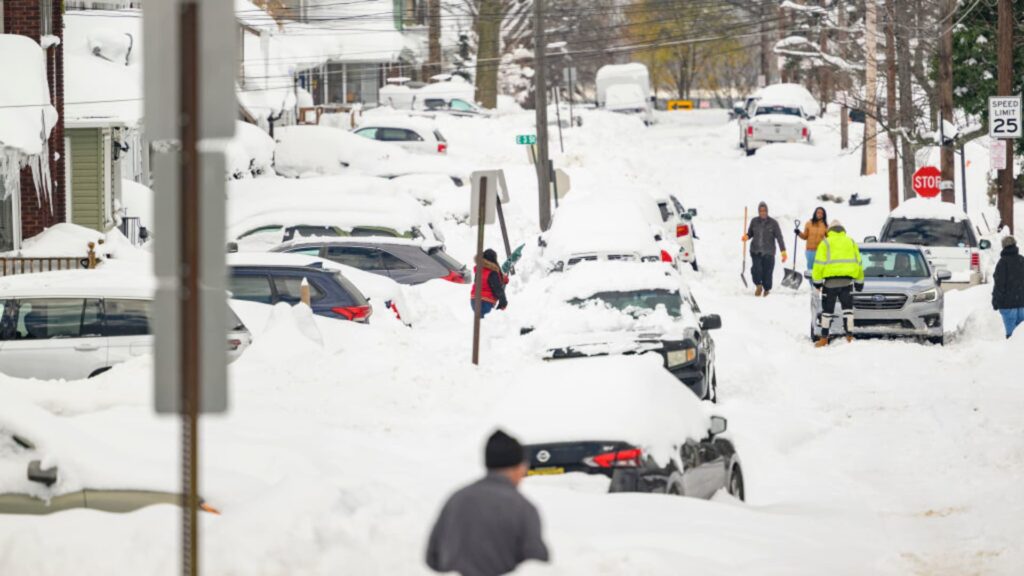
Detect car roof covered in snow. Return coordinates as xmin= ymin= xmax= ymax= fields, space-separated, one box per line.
xmin=276 ymin=235 xmax=443 ymax=251
xmin=0 ymin=269 xmax=155 ymax=299
xmin=546 ymin=261 xmax=683 ymax=301
xmin=543 ymin=196 xmax=660 ymax=259
xmin=887 ymin=197 xmax=969 ymax=222
xmin=355 ymin=116 xmax=440 ymax=134
xmin=859 ymin=242 xmax=926 ymax=252
xmin=752 ymin=83 xmax=820 ymax=117
xmin=495 ymin=355 xmax=711 ymax=464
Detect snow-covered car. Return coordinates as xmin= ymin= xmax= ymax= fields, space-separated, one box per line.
xmin=0 ymin=271 xmax=251 ymax=381
xmin=808 ymin=243 xmax=952 ymax=344
xmin=516 ymin=261 xmax=722 ymax=400
xmin=869 ymin=198 xmax=992 ymax=288
xmin=737 ymin=83 xmax=819 ymax=150
xmin=650 ymin=191 xmax=699 ymax=270
xmin=273 ymin=237 xmax=469 ymax=286
xmin=537 ymin=196 xmax=675 ymax=273
xmin=596 ymin=63 xmax=654 ymax=126
xmin=228 ymin=183 xmax=445 ymax=252
xmin=353 ymin=118 xmax=449 ymax=155
xmin=497 ymin=355 xmax=743 ymax=499
xmin=742 ymin=102 xmax=811 ymax=155
xmin=0 ymin=402 xmax=222 ymax=515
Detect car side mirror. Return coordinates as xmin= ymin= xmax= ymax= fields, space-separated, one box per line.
xmin=803 ymin=270 xmax=812 ymax=279
xmin=864 ymin=235 xmax=878 ymax=243
xmin=28 ymin=460 xmax=57 ymax=487
xmin=699 ymin=314 xmax=722 ymax=331
xmin=979 ymin=239 xmax=992 ymax=250
xmin=709 ymin=416 xmax=727 ymax=436
xmin=936 ymin=269 xmax=953 ymax=283
xmin=519 ymin=326 xmax=535 ymax=336
xmin=687 ymin=208 xmax=698 ymax=217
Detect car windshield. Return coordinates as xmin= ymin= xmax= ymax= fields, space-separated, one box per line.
xmin=756 ymin=105 xmax=802 ymax=117
xmin=861 ymin=250 xmax=930 ymax=278
xmin=884 ymin=218 xmax=975 ymax=247
xmin=569 ymin=289 xmax=680 ymax=317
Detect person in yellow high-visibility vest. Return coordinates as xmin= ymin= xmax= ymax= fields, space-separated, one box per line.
xmin=811 ymin=221 xmax=864 ymax=347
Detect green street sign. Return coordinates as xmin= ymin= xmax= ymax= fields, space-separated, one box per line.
xmin=516 ymin=134 xmax=537 ymax=145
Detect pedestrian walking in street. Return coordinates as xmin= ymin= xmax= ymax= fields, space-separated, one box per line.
xmin=992 ymin=236 xmax=1024 ymax=338
xmin=811 ymin=220 xmax=864 ymax=347
xmin=743 ymin=201 xmax=787 ymax=296
xmin=471 ymin=248 xmax=508 ymax=318
xmin=426 ymin=430 xmax=549 ymax=576
xmin=796 ymin=206 xmax=828 ymax=271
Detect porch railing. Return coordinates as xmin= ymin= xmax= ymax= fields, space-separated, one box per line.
xmin=0 ymin=242 xmax=101 ymax=277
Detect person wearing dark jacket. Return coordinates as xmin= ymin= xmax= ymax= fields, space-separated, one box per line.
xmin=426 ymin=430 xmax=549 ymax=576
xmin=992 ymin=236 xmax=1024 ymax=338
xmin=471 ymin=249 xmax=508 ymax=317
xmin=743 ymin=201 xmax=788 ymax=296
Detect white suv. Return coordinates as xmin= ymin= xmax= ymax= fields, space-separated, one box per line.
xmin=0 ymin=271 xmax=251 ymax=380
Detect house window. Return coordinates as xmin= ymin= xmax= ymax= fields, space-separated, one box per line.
xmin=0 ymin=186 xmax=17 ymax=252
xmin=39 ymin=0 xmax=52 ymax=37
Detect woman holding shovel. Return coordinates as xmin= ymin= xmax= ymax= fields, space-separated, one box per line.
xmin=796 ymin=207 xmax=829 ymax=271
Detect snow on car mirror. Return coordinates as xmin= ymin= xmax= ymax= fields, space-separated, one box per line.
xmin=864 ymin=236 xmax=878 ymax=243
xmin=709 ymin=416 xmax=727 ymax=436
xmin=27 ymin=460 xmax=58 ymax=487
xmin=936 ymin=270 xmax=953 ymax=282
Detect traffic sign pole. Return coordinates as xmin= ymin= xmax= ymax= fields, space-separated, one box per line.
xmin=471 ymin=176 xmax=488 ymax=366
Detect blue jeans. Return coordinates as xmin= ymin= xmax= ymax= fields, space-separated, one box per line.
xmin=999 ymin=308 xmax=1024 ymax=338
xmin=472 ymin=301 xmax=495 ymax=318
xmin=805 ymin=250 xmax=816 ymax=271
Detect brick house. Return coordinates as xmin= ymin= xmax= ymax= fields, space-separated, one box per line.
xmin=0 ymin=0 xmax=66 ymax=248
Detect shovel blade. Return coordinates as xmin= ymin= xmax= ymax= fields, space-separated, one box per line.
xmin=740 ymin=272 xmax=749 ymax=288
xmin=781 ymin=269 xmax=803 ymax=290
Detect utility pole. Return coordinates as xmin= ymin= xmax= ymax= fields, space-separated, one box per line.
xmin=863 ymin=0 xmax=878 ymax=176
xmin=895 ymin=0 xmax=916 ymax=199
xmin=885 ymin=0 xmax=899 ymax=209
xmin=759 ymin=2 xmax=771 ymax=87
xmin=533 ymin=0 xmax=551 ymax=231
xmin=997 ymin=0 xmax=1015 ymax=232
xmin=427 ymin=0 xmax=441 ymax=78
xmin=475 ymin=0 xmax=501 ymax=108
xmin=837 ymin=0 xmax=849 ymax=150
xmin=938 ymin=0 xmax=956 ymax=203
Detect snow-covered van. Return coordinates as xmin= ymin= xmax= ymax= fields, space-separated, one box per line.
xmin=595 ymin=63 xmax=654 ymax=125
xmin=870 ymin=198 xmax=992 ymax=288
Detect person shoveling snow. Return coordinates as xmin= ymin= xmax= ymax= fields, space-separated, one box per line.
xmin=811 ymin=220 xmax=864 ymax=347
xmin=742 ymin=201 xmax=787 ymax=297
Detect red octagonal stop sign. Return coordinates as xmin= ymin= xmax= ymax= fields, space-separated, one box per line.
xmin=912 ymin=166 xmax=942 ymax=198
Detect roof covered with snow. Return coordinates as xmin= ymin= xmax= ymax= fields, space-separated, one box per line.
xmin=0 ymin=35 xmax=58 ymax=155
xmin=889 ymin=198 xmax=969 ymax=222
xmin=752 ymin=83 xmax=821 ymax=118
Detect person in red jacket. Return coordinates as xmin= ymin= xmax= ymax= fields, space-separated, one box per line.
xmin=471 ymin=248 xmax=508 ymax=317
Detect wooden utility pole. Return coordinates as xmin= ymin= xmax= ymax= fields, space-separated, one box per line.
xmin=533 ymin=0 xmax=552 ymax=231
xmin=759 ymin=1 xmax=771 ymax=86
xmin=863 ymin=0 xmax=878 ymax=176
xmin=938 ymin=0 xmax=956 ymax=203
xmin=475 ymin=0 xmax=501 ymax=108
xmin=426 ymin=0 xmax=441 ymax=78
xmin=997 ymin=0 xmax=1015 ymax=232
xmin=895 ymin=0 xmax=916 ymax=199
xmin=885 ymin=0 xmax=899 ymax=209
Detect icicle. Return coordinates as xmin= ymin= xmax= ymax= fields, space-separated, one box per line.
xmin=0 ymin=149 xmax=22 ymax=202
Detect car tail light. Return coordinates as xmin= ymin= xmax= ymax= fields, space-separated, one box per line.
xmin=660 ymin=249 xmax=673 ymax=263
xmin=970 ymin=251 xmax=980 ymax=270
xmin=584 ymin=448 xmax=644 ymax=468
xmin=441 ymin=270 xmax=467 ymax=284
xmin=227 ymin=339 xmax=242 ymax=351
xmin=676 ymin=224 xmax=690 ymax=237
xmin=746 ymin=126 xmax=753 ymax=136
xmin=331 ymin=305 xmax=372 ymax=322
xmin=802 ymin=127 xmax=809 ymax=139
xmin=437 ymin=142 xmax=448 ymax=154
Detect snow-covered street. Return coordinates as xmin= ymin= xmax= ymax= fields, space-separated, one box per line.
xmin=2 ymin=106 xmax=1022 ymax=575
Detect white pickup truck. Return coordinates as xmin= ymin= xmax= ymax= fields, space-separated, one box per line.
xmin=741 ymin=102 xmax=811 ymax=155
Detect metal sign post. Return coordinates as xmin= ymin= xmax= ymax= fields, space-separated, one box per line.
xmin=470 ymin=175 xmax=493 ymax=366
xmin=145 ymin=1 xmax=235 ymax=575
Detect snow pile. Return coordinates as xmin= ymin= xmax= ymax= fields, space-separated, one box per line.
xmin=379 ymin=79 xmax=477 ymax=110
xmin=495 ymin=355 xmax=710 ymax=467
xmin=889 ymin=197 xmax=969 ymax=222
xmin=540 ymin=195 xmax=661 ymax=263
xmin=226 ymin=121 xmax=276 ymax=179
xmin=13 ymin=223 xmax=103 ymax=257
xmin=87 ymin=29 xmax=134 ymax=65
xmin=247 ymin=302 xmax=325 ymax=359
xmin=64 ymin=11 xmax=142 ymax=124
xmin=274 ymin=125 xmax=408 ymax=178
xmin=119 ymin=179 xmax=153 ymax=231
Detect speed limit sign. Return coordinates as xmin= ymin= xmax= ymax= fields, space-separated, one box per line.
xmin=989 ymin=96 xmax=1022 ymax=139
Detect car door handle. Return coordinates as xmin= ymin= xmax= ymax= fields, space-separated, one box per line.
xmin=74 ymin=343 xmax=100 ymax=352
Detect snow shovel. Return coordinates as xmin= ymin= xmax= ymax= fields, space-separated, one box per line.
xmin=781 ymin=219 xmax=803 ymax=290
xmin=740 ymin=206 xmax=749 ymax=288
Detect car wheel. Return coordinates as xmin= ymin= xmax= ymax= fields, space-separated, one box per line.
xmin=728 ymin=465 xmax=745 ymax=501
xmin=927 ymin=335 xmax=945 ymax=346
xmin=745 ymin=141 xmax=755 ymax=156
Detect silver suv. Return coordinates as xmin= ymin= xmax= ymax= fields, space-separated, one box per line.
xmin=808 ymin=243 xmax=951 ymax=344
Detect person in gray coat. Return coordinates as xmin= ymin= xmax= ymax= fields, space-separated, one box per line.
xmin=743 ymin=201 xmax=788 ymax=296
xmin=426 ymin=430 xmax=549 ymax=576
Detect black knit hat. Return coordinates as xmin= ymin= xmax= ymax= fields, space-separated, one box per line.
xmin=485 ymin=430 xmax=524 ymax=469
xmin=482 ymin=248 xmax=498 ymax=264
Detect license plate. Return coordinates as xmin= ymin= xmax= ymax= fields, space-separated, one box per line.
xmin=527 ymin=467 xmax=565 ymax=476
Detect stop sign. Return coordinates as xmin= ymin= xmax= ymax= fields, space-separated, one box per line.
xmin=912 ymin=166 xmax=942 ymax=198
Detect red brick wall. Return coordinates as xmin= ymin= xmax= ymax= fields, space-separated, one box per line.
xmin=4 ymin=1 xmax=66 ymax=240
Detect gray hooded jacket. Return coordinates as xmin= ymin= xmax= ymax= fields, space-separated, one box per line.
xmin=427 ymin=473 xmax=549 ymax=576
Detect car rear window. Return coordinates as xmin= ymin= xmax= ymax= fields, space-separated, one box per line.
xmin=331 ymin=272 xmax=367 ymax=307
xmin=756 ymin=105 xmax=802 ymax=117
xmin=229 ymin=274 xmax=274 ymax=304
xmin=433 ymin=130 xmax=447 ymax=143
xmin=883 ymin=218 xmax=976 ymax=247
xmin=273 ymin=275 xmax=325 ymax=304
xmin=428 ymin=248 xmax=464 ymax=271
xmin=104 ymin=299 xmax=152 ymax=337
xmin=657 ymin=202 xmax=671 ymax=222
